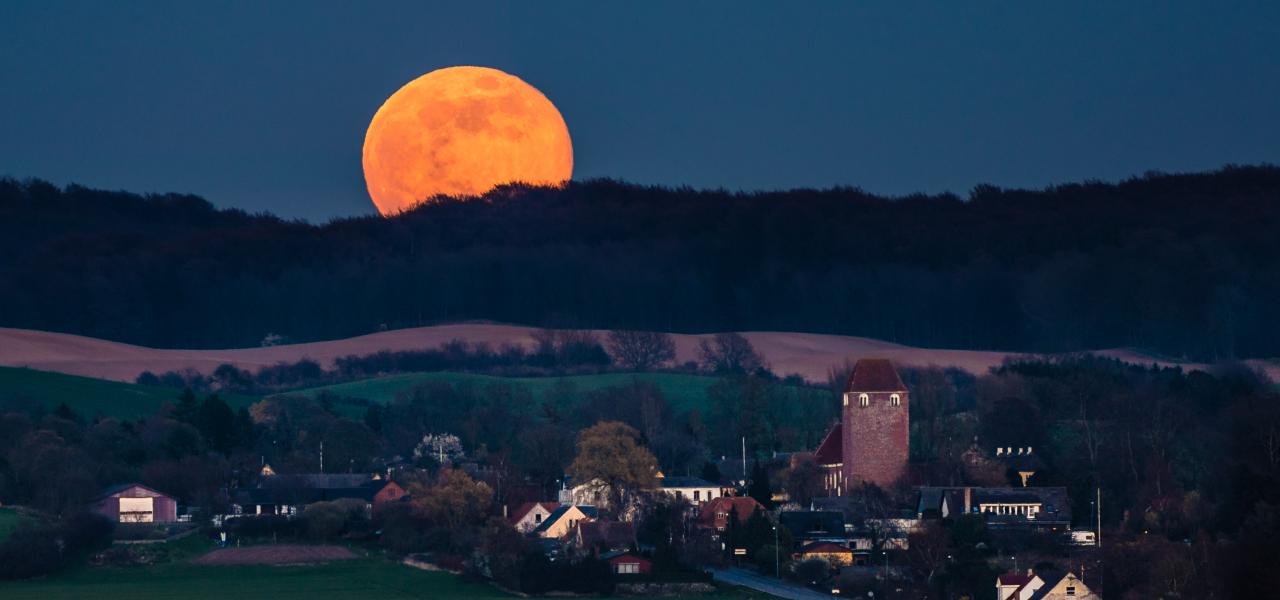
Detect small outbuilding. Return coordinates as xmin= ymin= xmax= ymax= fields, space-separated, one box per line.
xmin=604 ymin=551 xmax=652 ymax=575
xmin=92 ymin=483 xmax=178 ymax=524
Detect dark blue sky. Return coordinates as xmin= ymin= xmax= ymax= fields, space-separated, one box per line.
xmin=2 ymin=2 xmax=1277 ymax=220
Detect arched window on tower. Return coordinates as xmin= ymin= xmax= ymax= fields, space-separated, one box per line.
xmin=858 ymin=393 xmax=869 ymax=407
xmin=890 ymin=393 xmax=901 ymax=407
xmin=843 ymin=393 xmax=850 ymax=406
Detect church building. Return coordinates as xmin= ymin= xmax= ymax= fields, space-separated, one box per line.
xmin=814 ymin=358 xmax=910 ymax=495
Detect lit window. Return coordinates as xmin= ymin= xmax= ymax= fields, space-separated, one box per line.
xmin=859 ymin=393 xmax=869 ymax=407
xmin=843 ymin=394 xmax=850 ymax=406
xmin=890 ymin=394 xmax=901 ymax=406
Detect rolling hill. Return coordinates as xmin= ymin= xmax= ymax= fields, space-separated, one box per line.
xmin=0 ymin=366 xmax=257 ymax=420
xmin=4 ymin=324 xmax=1260 ymax=387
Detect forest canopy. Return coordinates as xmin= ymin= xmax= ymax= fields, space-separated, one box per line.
xmin=1 ymin=165 xmax=1278 ymax=359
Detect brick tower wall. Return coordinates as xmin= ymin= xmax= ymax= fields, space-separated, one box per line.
xmin=841 ymin=390 xmax=909 ymax=491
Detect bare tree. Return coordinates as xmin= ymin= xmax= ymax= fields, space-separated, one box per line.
xmin=785 ymin=454 xmax=826 ymax=507
xmin=907 ymin=522 xmax=950 ymax=583
xmin=698 ymin=332 xmax=764 ymax=374
xmin=607 ymin=330 xmax=677 ymax=371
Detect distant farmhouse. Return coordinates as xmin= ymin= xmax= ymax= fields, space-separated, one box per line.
xmin=92 ymin=483 xmax=177 ymax=524
xmin=230 ymin=466 xmax=406 ymax=518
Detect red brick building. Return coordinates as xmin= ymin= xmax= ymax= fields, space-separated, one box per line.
xmin=700 ymin=496 xmax=765 ymax=531
xmin=816 ymin=359 xmax=910 ymax=494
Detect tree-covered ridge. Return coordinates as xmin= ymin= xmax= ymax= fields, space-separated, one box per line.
xmin=1 ymin=166 xmax=1278 ymax=358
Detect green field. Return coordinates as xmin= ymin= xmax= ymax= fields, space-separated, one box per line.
xmin=0 ymin=558 xmax=516 ymax=600
xmin=0 ymin=366 xmax=258 ymax=420
xmin=0 ymin=555 xmax=758 ymax=600
xmin=294 ymin=371 xmax=733 ymax=413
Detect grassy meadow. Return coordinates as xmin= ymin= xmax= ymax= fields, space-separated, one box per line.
xmin=292 ymin=371 xmax=732 ymax=413
xmin=0 ymin=539 xmax=761 ymax=600
xmin=0 ymin=366 xmax=257 ymax=420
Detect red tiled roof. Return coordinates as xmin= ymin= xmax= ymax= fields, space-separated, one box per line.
xmin=845 ymin=359 xmax=907 ymax=392
xmin=509 ymin=501 xmax=559 ymax=524
xmin=799 ymin=541 xmax=852 ymax=554
xmin=998 ymin=572 xmax=1034 ymax=586
xmin=814 ymin=424 xmax=843 ymax=465
xmin=700 ymin=496 xmax=764 ymax=527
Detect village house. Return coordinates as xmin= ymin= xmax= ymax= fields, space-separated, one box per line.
xmin=509 ymin=501 xmax=561 ymax=533
xmin=92 ymin=483 xmax=178 ymax=524
xmin=997 ymin=569 xmax=1098 ymax=600
xmin=533 ymin=504 xmax=598 ymax=539
xmin=700 ymin=496 xmax=764 ymax=532
xmin=793 ymin=541 xmax=855 ymax=568
xmin=561 ymin=473 xmax=725 ymax=510
xmin=231 ymin=472 xmax=404 ymax=517
xmin=656 ymin=475 xmax=723 ymax=504
xmin=603 ymin=551 xmax=652 ymax=575
xmin=916 ymin=486 xmax=1071 ymax=531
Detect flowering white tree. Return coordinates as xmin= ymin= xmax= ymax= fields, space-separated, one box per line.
xmin=414 ymin=433 xmax=464 ymax=465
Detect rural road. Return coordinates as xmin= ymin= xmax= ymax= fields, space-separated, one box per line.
xmin=713 ymin=567 xmax=833 ymax=600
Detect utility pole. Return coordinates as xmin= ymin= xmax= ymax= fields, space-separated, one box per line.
xmin=741 ymin=437 xmax=747 ymax=487
xmin=319 ymin=441 xmax=324 ymax=473
xmin=1096 ymin=487 xmax=1102 ymax=548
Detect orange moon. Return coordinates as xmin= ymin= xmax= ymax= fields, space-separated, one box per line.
xmin=362 ymin=66 xmax=574 ymax=216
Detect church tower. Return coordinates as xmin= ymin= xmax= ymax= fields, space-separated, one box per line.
xmin=840 ymin=358 xmax=909 ymax=492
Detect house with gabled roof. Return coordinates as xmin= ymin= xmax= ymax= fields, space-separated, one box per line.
xmin=533 ymin=504 xmax=598 ymax=539
xmin=509 ymin=501 xmax=561 ymax=533
xmin=92 ymin=483 xmax=178 ymax=524
xmin=700 ymin=496 xmax=764 ymax=531
xmin=997 ymin=569 xmax=1098 ymax=600
xmin=794 ymin=541 xmax=854 ymax=567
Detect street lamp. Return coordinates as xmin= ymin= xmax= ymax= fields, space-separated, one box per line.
xmin=772 ymin=524 xmax=780 ymax=578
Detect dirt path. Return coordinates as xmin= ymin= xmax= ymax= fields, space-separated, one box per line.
xmin=192 ymin=545 xmax=357 ymax=565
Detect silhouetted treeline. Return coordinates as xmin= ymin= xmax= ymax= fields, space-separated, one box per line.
xmin=137 ymin=333 xmax=620 ymax=394
xmin=2 ymin=166 xmax=1279 ymax=359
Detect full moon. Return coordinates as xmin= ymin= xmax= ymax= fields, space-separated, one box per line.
xmin=362 ymin=66 xmax=574 ymax=216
